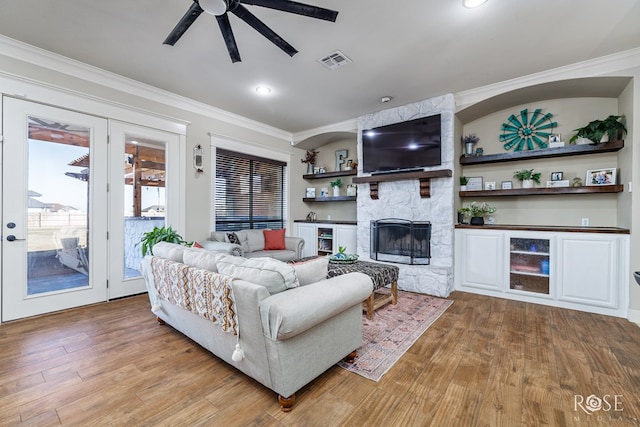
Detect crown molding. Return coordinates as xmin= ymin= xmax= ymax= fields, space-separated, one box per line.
xmin=0 ymin=35 xmax=292 ymax=141
xmin=455 ymin=47 xmax=640 ymax=111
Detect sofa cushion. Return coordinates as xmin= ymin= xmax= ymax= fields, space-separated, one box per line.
xmin=263 ymin=229 xmax=286 ymax=250
xmin=152 ymin=242 xmax=189 ymax=262
xmin=243 ymin=229 xmax=266 ymax=253
xmin=183 ymin=248 xmax=229 ymax=272
xmin=244 ymin=250 xmax=297 ymax=261
xmin=216 ymin=256 xmax=299 ymax=295
xmin=291 ymin=257 xmax=329 ymax=286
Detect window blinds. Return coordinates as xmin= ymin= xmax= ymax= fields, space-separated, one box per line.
xmin=215 ymin=148 xmax=286 ymax=231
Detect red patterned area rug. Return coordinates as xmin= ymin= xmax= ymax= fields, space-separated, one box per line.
xmin=337 ymin=289 xmax=453 ymax=382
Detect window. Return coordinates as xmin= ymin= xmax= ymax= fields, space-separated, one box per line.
xmin=215 ymin=148 xmax=286 ymax=231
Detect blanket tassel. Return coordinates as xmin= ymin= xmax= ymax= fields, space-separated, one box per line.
xmin=232 ymin=343 xmax=245 ymax=362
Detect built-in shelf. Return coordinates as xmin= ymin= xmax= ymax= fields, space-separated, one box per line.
xmin=460 ymin=185 xmax=623 ymax=197
xmin=459 ymin=140 xmax=624 ymax=165
xmin=303 ymin=169 xmax=357 ymax=180
xmin=352 ymin=169 xmax=453 ymax=199
xmin=303 ymin=196 xmax=356 ymax=202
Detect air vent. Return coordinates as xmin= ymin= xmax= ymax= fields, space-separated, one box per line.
xmin=318 ymin=50 xmax=352 ymax=70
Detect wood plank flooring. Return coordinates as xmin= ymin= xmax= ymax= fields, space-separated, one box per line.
xmin=1 ymin=291 xmax=639 ymax=426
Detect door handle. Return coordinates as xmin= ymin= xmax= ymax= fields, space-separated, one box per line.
xmin=6 ymin=235 xmax=25 ymax=242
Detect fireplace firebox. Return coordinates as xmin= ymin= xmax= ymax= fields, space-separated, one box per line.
xmin=370 ymin=219 xmax=431 ymax=265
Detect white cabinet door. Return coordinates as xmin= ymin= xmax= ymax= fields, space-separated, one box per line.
xmin=335 ymin=225 xmax=357 ymax=254
xmin=456 ymin=230 xmax=505 ymax=291
xmin=558 ymin=235 xmax=618 ymax=308
xmin=296 ymin=224 xmax=317 ymax=257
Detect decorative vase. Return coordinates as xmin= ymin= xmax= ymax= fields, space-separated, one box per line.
xmin=470 ymin=216 xmax=484 ymax=226
xmin=306 ymin=163 xmax=314 ymax=174
xmin=521 ymin=179 xmax=534 ymax=189
xmin=333 ymin=186 xmax=340 ymax=197
xmin=460 ymin=185 xmax=467 ymax=191
xmin=464 ymin=142 xmax=476 ymax=156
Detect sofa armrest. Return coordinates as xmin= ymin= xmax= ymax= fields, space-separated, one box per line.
xmin=259 ymin=272 xmax=373 ymax=340
xmin=203 ymin=240 xmax=244 ymax=257
xmin=284 ymin=236 xmax=304 ymax=259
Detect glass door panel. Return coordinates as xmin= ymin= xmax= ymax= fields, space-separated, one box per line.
xmin=509 ymin=237 xmax=550 ymax=294
xmin=123 ymin=141 xmax=166 ymax=279
xmin=27 ymin=121 xmax=91 ymax=295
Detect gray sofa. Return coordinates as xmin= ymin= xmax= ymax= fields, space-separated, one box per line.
xmin=140 ymin=242 xmax=372 ymax=411
xmin=208 ymin=229 xmax=304 ymax=261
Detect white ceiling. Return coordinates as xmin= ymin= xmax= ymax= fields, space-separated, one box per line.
xmin=1 ymin=0 xmax=639 ymax=134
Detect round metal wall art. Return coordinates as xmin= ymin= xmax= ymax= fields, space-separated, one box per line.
xmin=500 ymin=108 xmax=557 ymax=151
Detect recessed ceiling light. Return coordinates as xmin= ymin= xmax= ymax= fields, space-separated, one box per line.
xmin=462 ymin=0 xmax=488 ymax=8
xmin=380 ymin=96 xmax=393 ymax=103
xmin=255 ymin=86 xmax=272 ymax=95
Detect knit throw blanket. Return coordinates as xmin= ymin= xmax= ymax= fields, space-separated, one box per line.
xmin=151 ymin=257 xmax=238 ymax=335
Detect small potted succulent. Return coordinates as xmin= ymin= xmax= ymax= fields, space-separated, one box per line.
xmin=330 ymin=178 xmax=343 ymax=197
xmin=514 ymin=169 xmax=542 ymax=189
xmin=460 ymin=176 xmax=469 ymax=191
xmin=569 ymin=115 xmax=627 ymax=145
xmin=462 ymin=134 xmax=480 ymax=157
xmin=459 ymin=202 xmax=496 ymax=226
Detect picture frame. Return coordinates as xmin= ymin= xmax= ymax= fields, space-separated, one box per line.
xmin=549 ymin=134 xmax=561 ymax=143
xmin=305 ymin=187 xmax=316 ymax=198
xmin=551 ymin=171 xmax=563 ymax=181
xmin=501 ymin=181 xmax=513 ymax=190
xmin=466 ymin=176 xmax=483 ymax=191
xmin=586 ymin=168 xmax=617 ymax=186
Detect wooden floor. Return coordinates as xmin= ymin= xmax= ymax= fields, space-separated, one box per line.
xmin=1 ymin=292 xmax=640 ymax=426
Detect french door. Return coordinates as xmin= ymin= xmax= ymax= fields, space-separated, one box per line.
xmin=108 ymin=121 xmax=180 ymax=299
xmin=1 ymin=98 xmax=184 ymax=320
xmin=2 ymin=97 xmax=108 ymax=321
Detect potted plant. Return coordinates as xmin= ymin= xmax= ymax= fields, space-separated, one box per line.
xmin=301 ymin=149 xmax=319 ymax=174
xmin=462 ymin=134 xmax=480 ymax=157
xmin=141 ymin=225 xmax=188 ymax=256
xmin=330 ymin=178 xmax=343 ymax=197
xmin=459 ymin=202 xmax=496 ymax=226
xmin=514 ymin=169 xmax=541 ymax=189
xmin=460 ymin=176 xmax=469 ymax=191
xmin=569 ymin=115 xmax=627 ymax=145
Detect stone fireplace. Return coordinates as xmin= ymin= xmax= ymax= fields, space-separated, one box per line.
xmin=356 ymin=94 xmax=455 ymax=297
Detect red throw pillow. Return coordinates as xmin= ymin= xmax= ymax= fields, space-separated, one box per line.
xmin=263 ymin=229 xmax=286 ymax=250
xmin=192 ymin=241 xmax=204 ymax=249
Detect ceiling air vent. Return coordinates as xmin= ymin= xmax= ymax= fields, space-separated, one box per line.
xmin=318 ymin=50 xmax=352 ymax=70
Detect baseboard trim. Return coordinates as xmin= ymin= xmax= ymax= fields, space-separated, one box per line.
xmin=627 ymin=308 xmax=640 ymax=326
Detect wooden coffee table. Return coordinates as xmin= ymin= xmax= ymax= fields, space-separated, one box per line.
xmin=327 ymin=260 xmax=399 ymax=320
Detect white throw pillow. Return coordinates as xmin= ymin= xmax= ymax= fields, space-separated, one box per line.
xmin=292 ymin=257 xmax=329 ymax=286
xmin=217 ymin=256 xmax=299 ymax=295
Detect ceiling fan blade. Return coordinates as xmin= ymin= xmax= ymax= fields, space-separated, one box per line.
xmin=241 ymin=0 xmax=338 ymax=22
xmin=216 ymin=14 xmax=241 ymax=63
xmin=231 ymin=4 xmax=298 ymax=57
xmin=163 ymin=2 xmax=204 ymax=46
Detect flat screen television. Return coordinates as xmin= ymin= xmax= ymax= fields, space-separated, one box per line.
xmin=361 ymin=113 xmax=441 ymax=174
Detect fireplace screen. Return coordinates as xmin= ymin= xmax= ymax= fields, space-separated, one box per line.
xmin=370 ymin=219 xmax=431 ymax=265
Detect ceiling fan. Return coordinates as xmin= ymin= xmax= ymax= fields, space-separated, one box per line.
xmin=164 ymin=0 xmax=339 ymax=63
